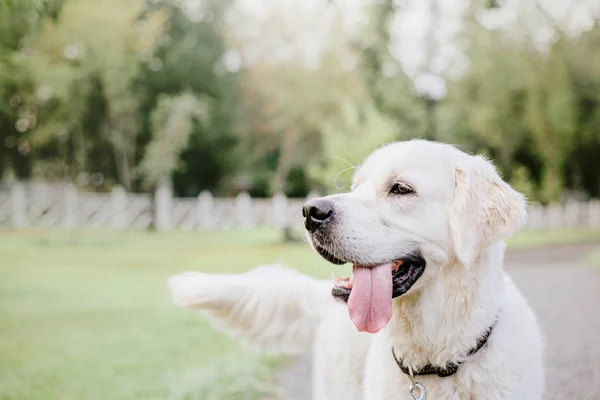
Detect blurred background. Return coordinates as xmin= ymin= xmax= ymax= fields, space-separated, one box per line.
xmin=1 ymin=0 xmax=600 ymax=399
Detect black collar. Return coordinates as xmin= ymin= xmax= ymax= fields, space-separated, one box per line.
xmin=391 ymin=320 xmax=497 ymax=378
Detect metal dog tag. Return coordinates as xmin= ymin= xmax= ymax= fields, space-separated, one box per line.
xmin=409 ymin=382 xmax=425 ymax=400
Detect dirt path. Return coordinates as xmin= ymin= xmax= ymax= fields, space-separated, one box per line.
xmin=280 ymin=242 xmax=600 ymax=400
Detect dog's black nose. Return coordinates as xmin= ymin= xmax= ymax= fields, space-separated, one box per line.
xmin=302 ymin=199 xmax=334 ymax=232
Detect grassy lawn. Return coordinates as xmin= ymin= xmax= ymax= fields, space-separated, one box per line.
xmin=1 ymin=228 xmax=599 ymax=400
xmin=505 ymin=229 xmax=600 ymax=250
xmin=589 ymin=248 xmax=600 ymax=271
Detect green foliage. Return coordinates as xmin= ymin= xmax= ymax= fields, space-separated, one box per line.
xmin=1 ymin=0 xmax=600 ymax=201
xmin=140 ymin=92 xmax=211 ymax=188
xmin=1 ymin=0 xmax=238 ymax=194
xmin=138 ymin=0 xmax=239 ymax=196
xmin=237 ymin=54 xmax=366 ymax=195
xmin=522 ymin=41 xmax=578 ymax=202
xmin=440 ymin=12 xmax=600 ymax=202
xmin=0 ymin=0 xmax=67 ymax=179
xmin=509 ymin=164 xmax=538 ymax=202
xmin=0 ymin=0 xmax=63 ymax=49
xmin=356 ymin=0 xmax=429 ymax=139
xmin=3 ymin=0 xmax=156 ymax=187
xmin=309 ymin=101 xmax=401 ymax=192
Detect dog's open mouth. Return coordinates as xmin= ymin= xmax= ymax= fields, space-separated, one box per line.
xmin=314 ymin=244 xmax=426 ymax=334
xmin=330 ymin=256 xmax=426 ymax=301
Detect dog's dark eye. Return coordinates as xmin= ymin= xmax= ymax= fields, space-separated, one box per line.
xmin=390 ymin=183 xmax=414 ymax=195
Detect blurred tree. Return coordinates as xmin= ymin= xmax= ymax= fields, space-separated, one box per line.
xmin=562 ymin=24 xmax=600 ymax=198
xmin=439 ymin=1 xmax=598 ymax=202
xmin=0 ymin=0 xmax=65 ymax=179
xmin=137 ymin=0 xmax=239 ymax=196
xmin=1 ymin=0 xmax=599 ymax=204
xmin=356 ymin=0 xmax=429 ymax=140
xmin=238 ymin=58 xmax=363 ymax=195
xmin=140 ymin=92 xmax=211 ymax=188
xmin=523 ymin=39 xmax=577 ymax=202
xmin=235 ymin=8 xmax=366 ymax=196
xmin=16 ymin=0 xmax=160 ymax=189
xmin=438 ymin=23 xmax=528 ymax=179
xmin=0 ymin=0 xmax=63 ymax=49
xmin=308 ymin=100 xmax=401 ymax=192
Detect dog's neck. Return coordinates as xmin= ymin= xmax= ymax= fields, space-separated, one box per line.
xmin=388 ymin=242 xmax=506 ymax=369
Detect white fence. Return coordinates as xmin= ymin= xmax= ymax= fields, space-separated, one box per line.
xmin=0 ymin=182 xmax=308 ymax=231
xmin=0 ymin=181 xmax=599 ymax=231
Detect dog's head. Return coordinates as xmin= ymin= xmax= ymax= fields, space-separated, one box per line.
xmin=303 ymin=140 xmax=527 ymax=333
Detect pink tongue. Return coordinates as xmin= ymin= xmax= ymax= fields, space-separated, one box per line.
xmin=348 ymin=263 xmax=393 ymax=333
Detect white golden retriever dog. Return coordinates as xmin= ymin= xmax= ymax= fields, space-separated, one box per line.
xmin=169 ymin=140 xmax=544 ymax=400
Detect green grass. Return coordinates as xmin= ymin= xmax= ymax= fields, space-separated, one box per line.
xmin=0 ymin=229 xmax=335 ymax=400
xmin=505 ymin=228 xmax=600 ymax=250
xmin=0 ymin=228 xmax=599 ymax=400
xmin=589 ymin=248 xmax=600 ymax=271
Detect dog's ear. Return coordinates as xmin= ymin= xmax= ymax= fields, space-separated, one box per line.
xmin=449 ymin=155 xmax=527 ymax=267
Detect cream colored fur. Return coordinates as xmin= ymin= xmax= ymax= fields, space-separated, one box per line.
xmin=169 ymin=140 xmax=544 ymax=400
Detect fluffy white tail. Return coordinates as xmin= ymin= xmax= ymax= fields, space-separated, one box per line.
xmin=168 ymin=265 xmax=331 ymax=355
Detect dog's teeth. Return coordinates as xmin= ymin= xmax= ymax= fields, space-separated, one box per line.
xmin=392 ymin=260 xmax=405 ymax=271
xmin=333 ymin=280 xmax=348 ymax=288
xmin=332 ymin=272 xmax=353 ymax=288
xmin=332 ymin=272 xmax=350 ymax=283
xmin=332 ymin=272 xmax=343 ymax=283
xmin=349 ymin=272 xmax=354 ymax=284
